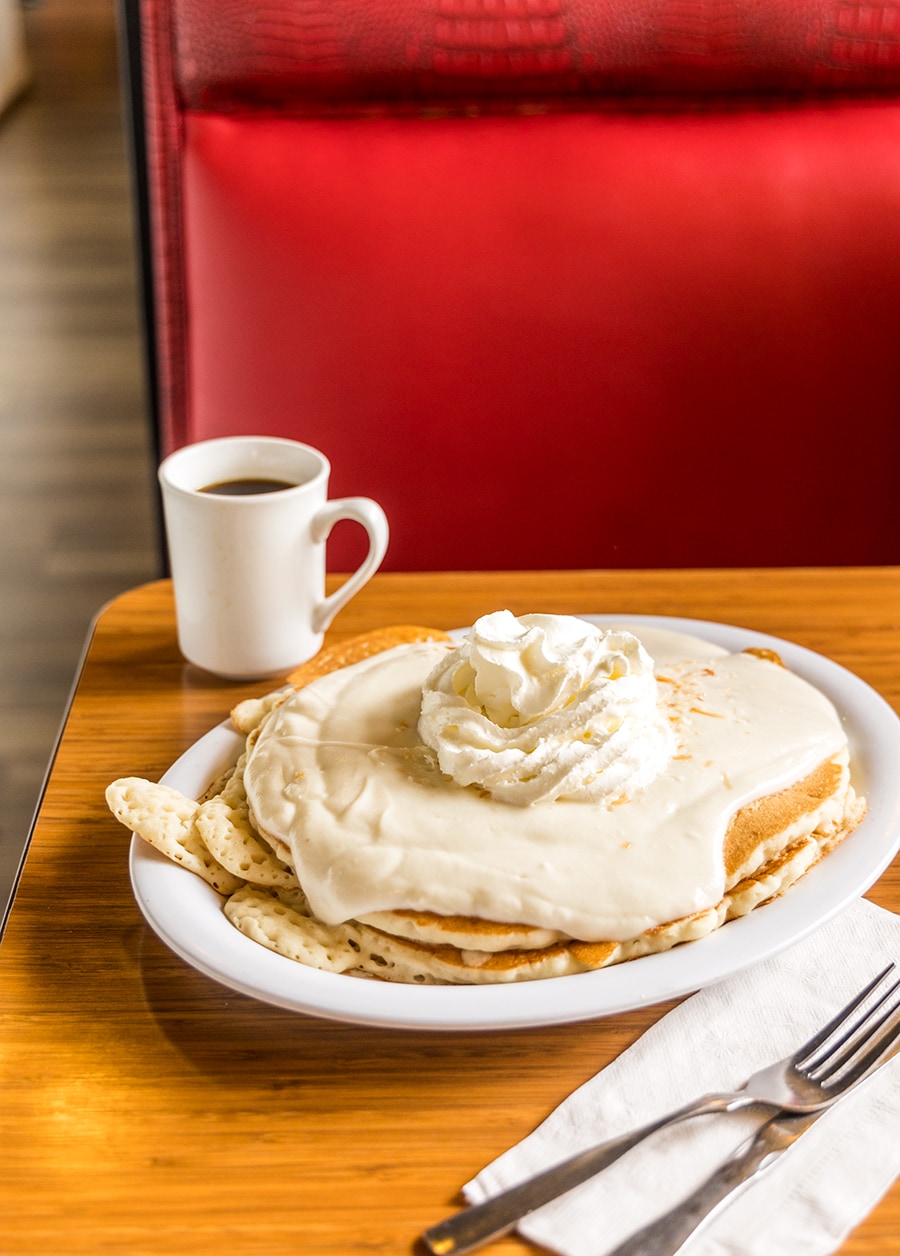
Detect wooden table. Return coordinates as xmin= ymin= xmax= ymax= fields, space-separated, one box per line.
xmin=2 ymin=569 xmax=899 ymax=1255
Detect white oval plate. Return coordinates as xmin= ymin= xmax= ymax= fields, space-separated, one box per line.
xmin=130 ymin=616 xmax=900 ymax=1031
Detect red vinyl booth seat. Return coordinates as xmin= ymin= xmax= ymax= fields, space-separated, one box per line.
xmin=129 ymin=0 xmax=900 ymax=571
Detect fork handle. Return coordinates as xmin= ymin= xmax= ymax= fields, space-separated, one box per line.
xmin=420 ymin=1091 xmax=739 ymax=1256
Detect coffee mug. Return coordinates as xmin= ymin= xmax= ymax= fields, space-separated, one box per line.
xmin=158 ymin=436 xmax=389 ymax=679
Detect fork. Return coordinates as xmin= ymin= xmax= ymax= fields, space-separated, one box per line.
xmin=422 ymin=962 xmax=900 ymax=1256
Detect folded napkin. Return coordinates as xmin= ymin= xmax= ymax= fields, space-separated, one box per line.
xmin=465 ymin=898 xmax=900 ymax=1256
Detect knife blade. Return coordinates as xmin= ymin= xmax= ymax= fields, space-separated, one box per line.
xmin=603 ymin=1109 xmax=822 ymax=1256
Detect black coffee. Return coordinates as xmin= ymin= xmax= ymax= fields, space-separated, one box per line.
xmin=200 ymin=477 xmax=296 ymax=496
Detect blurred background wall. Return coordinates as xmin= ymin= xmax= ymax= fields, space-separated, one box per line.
xmin=0 ymin=0 xmax=160 ymax=922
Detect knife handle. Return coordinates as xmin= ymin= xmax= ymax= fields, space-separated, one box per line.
xmin=604 ymin=1123 xmax=786 ymax=1256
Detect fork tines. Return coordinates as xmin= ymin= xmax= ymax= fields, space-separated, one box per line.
xmin=798 ymin=962 xmax=900 ymax=1087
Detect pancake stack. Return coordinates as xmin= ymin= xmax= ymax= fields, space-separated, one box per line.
xmin=223 ymin=753 xmax=860 ymax=984
xmin=108 ymin=620 xmax=866 ymax=985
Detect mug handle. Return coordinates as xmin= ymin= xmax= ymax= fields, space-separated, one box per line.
xmin=310 ymin=497 xmax=390 ymax=634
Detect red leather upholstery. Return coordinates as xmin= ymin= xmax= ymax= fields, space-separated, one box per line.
xmin=134 ymin=0 xmax=900 ymax=570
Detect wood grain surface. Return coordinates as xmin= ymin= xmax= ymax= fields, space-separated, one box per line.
xmin=1 ymin=570 xmax=899 ymax=1255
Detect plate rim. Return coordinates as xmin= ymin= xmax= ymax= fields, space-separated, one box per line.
xmin=129 ymin=614 xmax=900 ymax=1031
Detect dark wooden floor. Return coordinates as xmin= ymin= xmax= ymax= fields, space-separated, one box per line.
xmin=0 ymin=0 xmax=160 ymax=921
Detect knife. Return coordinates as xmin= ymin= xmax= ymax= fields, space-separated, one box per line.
xmin=602 ymin=1109 xmax=822 ymax=1256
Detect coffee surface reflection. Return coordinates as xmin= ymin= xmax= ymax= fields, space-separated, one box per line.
xmin=200 ymin=477 xmax=296 ymax=496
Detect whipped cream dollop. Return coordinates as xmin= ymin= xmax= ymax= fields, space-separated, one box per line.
xmin=417 ymin=611 xmax=676 ymax=805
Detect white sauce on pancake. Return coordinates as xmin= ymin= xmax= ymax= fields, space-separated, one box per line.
xmin=243 ymin=626 xmax=848 ymax=941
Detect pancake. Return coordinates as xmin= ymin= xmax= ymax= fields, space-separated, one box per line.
xmin=225 ymin=749 xmax=862 ymax=983
xmin=108 ymin=616 xmax=867 ymax=985
xmin=233 ymin=619 xmax=865 ymax=982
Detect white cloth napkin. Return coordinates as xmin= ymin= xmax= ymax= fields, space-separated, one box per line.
xmin=465 ymin=898 xmax=900 ymax=1256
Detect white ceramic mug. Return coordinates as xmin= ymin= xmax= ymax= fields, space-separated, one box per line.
xmin=158 ymin=436 xmax=389 ymax=679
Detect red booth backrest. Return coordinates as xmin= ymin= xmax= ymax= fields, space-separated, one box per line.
xmin=136 ymin=0 xmax=900 ymax=570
